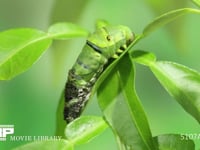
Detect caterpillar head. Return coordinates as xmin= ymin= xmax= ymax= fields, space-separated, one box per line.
xmin=87 ymin=25 xmax=134 ymax=58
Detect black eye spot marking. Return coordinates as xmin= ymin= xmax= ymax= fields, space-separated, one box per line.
xmin=106 ymin=35 xmax=111 ymax=41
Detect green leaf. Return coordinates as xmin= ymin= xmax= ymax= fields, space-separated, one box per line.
xmin=150 ymin=61 xmax=200 ymax=123
xmin=192 ymin=0 xmax=200 ymax=8
xmin=130 ymin=50 xmax=156 ymax=66
xmin=97 ymin=54 xmax=156 ymax=150
xmin=154 ymin=134 xmax=195 ymax=150
xmin=143 ymin=8 xmax=200 ymax=36
xmin=0 ymin=22 xmax=88 ymax=80
xmin=0 ymin=28 xmax=52 ymax=80
xmin=65 ymin=116 xmax=108 ymax=145
xmin=55 ymin=90 xmax=66 ymax=137
xmin=13 ymin=139 xmax=73 ymax=150
xmin=130 ymin=51 xmax=200 ymax=122
xmin=48 ymin=22 xmax=89 ymax=40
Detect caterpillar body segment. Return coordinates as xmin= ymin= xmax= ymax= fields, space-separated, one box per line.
xmin=64 ymin=24 xmax=134 ymax=123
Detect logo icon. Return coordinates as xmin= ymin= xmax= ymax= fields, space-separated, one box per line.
xmin=0 ymin=125 xmax=14 ymax=141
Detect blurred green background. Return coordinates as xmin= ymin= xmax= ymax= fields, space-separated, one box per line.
xmin=0 ymin=0 xmax=200 ymax=149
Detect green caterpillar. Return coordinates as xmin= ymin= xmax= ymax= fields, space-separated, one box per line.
xmin=64 ymin=23 xmax=134 ymax=123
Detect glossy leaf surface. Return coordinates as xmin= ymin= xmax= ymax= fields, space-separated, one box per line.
xmin=65 ymin=116 xmax=108 ymax=145
xmin=97 ymin=54 xmax=156 ymax=150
